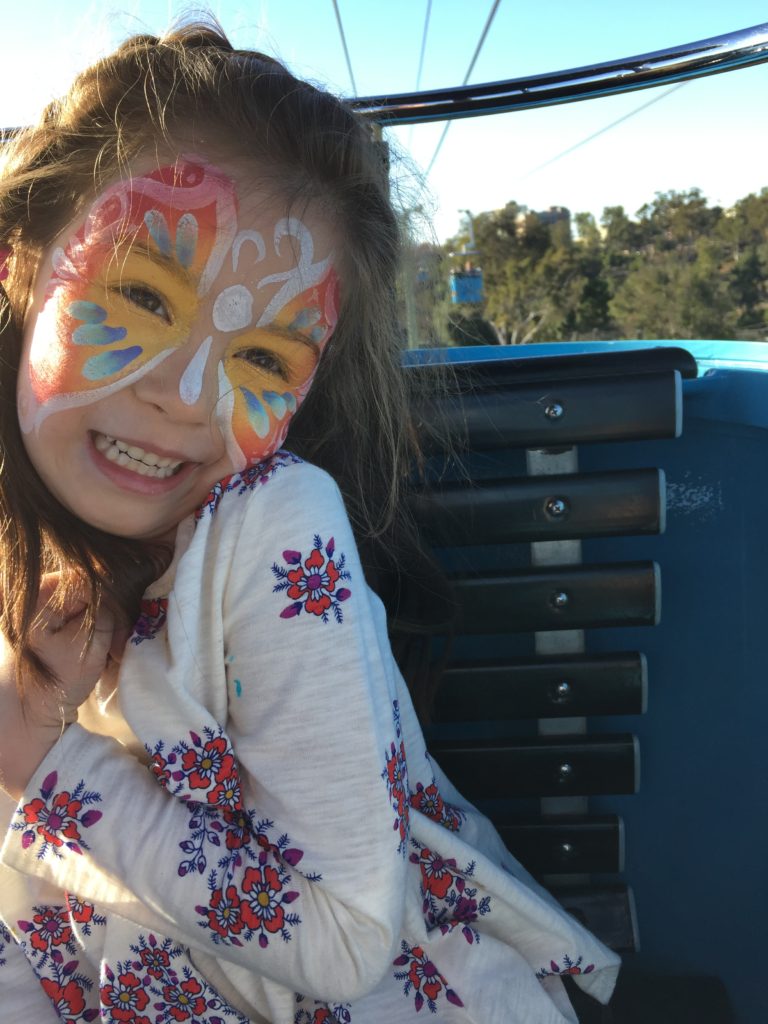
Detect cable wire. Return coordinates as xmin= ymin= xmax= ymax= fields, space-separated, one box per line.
xmin=415 ymin=0 xmax=433 ymax=92
xmin=424 ymin=0 xmax=502 ymax=177
xmin=521 ymin=82 xmax=688 ymax=178
xmin=331 ymin=0 xmax=358 ymax=96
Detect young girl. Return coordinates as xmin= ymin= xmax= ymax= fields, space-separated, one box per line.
xmin=0 ymin=24 xmax=619 ymax=1024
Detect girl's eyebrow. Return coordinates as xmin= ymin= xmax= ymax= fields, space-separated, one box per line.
xmin=127 ymin=243 xmax=196 ymax=287
xmin=256 ymin=323 xmax=320 ymax=354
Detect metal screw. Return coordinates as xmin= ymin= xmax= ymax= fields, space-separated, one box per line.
xmin=545 ymin=496 xmax=569 ymax=518
xmin=544 ymin=402 xmax=564 ymax=420
xmin=550 ymin=590 xmax=569 ymax=609
xmin=557 ymin=762 xmax=574 ymax=781
xmin=550 ymin=680 xmax=571 ymax=703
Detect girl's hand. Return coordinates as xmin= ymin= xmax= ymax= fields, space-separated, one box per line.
xmin=0 ymin=574 xmax=116 ymax=800
xmin=27 ymin=573 xmax=116 ymax=726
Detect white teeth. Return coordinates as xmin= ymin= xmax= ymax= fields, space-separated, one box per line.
xmin=94 ymin=433 xmax=184 ymax=479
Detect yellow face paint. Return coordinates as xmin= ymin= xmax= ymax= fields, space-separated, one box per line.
xmin=20 ymin=158 xmax=339 ymax=471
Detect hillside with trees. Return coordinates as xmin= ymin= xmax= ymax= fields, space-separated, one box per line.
xmin=410 ymin=188 xmax=768 ymax=346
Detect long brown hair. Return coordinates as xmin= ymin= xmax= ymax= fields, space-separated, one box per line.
xmin=0 ymin=22 xmax=451 ymax=703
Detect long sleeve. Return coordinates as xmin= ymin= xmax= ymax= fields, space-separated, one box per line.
xmin=1 ymin=461 xmax=410 ymax=1005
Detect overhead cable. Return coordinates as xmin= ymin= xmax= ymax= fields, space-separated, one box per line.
xmin=331 ymin=0 xmax=358 ymax=96
xmin=415 ymin=0 xmax=433 ymax=92
xmin=521 ymin=82 xmax=687 ymax=178
xmin=424 ymin=0 xmax=502 ymax=177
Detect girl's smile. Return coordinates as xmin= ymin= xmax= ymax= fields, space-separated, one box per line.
xmin=17 ymin=155 xmax=339 ymax=539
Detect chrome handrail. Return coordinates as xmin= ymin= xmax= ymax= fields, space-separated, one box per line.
xmin=2 ymin=22 xmax=767 ymax=140
xmin=351 ymin=22 xmax=768 ymax=125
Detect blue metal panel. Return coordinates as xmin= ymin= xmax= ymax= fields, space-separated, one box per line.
xmin=407 ymin=343 xmax=768 ymax=1022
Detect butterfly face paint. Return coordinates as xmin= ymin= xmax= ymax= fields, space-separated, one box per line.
xmin=19 ymin=157 xmax=339 ymax=472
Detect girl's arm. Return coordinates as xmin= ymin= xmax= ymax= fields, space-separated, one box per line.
xmin=1 ymin=465 xmax=409 ymax=1005
xmin=0 ymin=575 xmax=115 ymax=800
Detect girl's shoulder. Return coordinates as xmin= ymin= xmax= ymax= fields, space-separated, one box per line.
xmin=193 ymin=450 xmax=343 ymax=525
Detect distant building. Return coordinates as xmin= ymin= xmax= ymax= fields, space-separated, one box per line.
xmin=515 ymin=205 xmax=571 ymax=236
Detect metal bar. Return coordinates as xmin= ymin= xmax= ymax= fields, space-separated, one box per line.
xmin=351 ymin=22 xmax=768 ymax=125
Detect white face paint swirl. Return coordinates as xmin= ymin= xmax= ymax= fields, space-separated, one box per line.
xmin=179 ymin=335 xmax=214 ymax=405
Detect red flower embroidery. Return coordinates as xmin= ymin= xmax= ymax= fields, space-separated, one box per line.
xmin=206 ymin=885 xmax=248 ymax=940
xmin=23 ymin=793 xmax=82 ymax=847
xmin=161 ymin=977 xmax=208 ymax=1021
xmin=41 ymin=978 xmax=87 ymax=1018
xmin=242 ymin=865 xmax=294 ymax=946
xmin=100 ymin=970 xmax=150 ymax=1021
xmin=223 ymin=810 xmax=252 ymax=850
xmin=16 ymin=772 xmax=102 ymax=857
xmin=273 ymin=536 xmax=351 ymax=623
xmin=138 ymin=938 xmax=172 ymax=980
xmin=383 ymin=739 xmax=409 ymax=854
xmin=410 ymin=780 xmax=464 ymax=832
xmin=287 ymin=546 xmax=340 ymax=615
xmin=149 ymin=751 xmax=172 ymax=788
xmin=410 ymin=846 xmax=457 ymax=899
xmin=536 ymin=954 xmax=595 ymax=980
xmin=28 ymin=907 xmax=72 ymax=951
xmin=393 ymin=941 xmax=464 ymax=1013
xmin=131 ymin=596 xmax=168 ymax=643
xmin=66 ymin=895 xmax=94 ymax=925
xmin=181 ymin=736 xmax=235 ymax=792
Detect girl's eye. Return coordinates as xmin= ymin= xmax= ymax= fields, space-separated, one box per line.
xmin=118 ymin=285 xmax=171 ymax=322
xmin=236 ymin=348 xmax=289 ymax=380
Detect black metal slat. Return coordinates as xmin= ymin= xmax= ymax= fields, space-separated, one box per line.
xmin=452 ymin=562 xmax=659 ymax=633
xmin=420 ymin=371 xmax=681 ymax=452
xmin=434 ymin=652 xmax=646 ymax=721
xmin=430 ymin=734 xmax=638 ymax=799
xmin=550 ymin=885 xmax=639 ymax=953
xmin=408 ymin=345 xmax=697 ymax=390
xmin=496 ymin=814 xmax=623 ymax=874
xmin=414 ymin=468 xmax=663 ymax=545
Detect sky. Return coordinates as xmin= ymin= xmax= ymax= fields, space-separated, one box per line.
xmin=3 ymin=1 xmax=768 ymax=242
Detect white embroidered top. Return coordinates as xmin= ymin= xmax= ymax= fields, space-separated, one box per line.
xmin=0 ymin=454 xmax=620 ymax=1024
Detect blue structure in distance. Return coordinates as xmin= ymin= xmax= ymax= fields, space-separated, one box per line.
xmin=450 ymin=267 xmax=484 ymax=305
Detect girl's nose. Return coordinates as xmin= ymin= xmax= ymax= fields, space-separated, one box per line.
xmin=132 ymin=336 xmax=217 ymax=421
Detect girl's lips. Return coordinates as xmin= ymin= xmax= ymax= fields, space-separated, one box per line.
xmin=88 ymin=433 xmax=198 ymax=495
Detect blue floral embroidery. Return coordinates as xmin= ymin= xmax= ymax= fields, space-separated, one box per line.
xmin=195 ymin=451 xmax=303 ymax=521
xmin=272 ymin=535 xmax=351 ymax=623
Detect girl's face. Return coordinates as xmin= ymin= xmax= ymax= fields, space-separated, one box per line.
xmin=18 ymin=156 xmax=339 ymax=540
